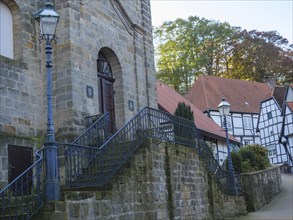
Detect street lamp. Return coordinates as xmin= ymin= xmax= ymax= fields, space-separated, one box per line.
xmin=34 ymin=1 xmax=60 ymax=201
xmin=218 ymin=97 xmax=236 ymax=195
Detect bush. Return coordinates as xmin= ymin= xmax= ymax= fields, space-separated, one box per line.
xmin=239 ymin=147 xmax=257 ymax=170
xmin=174 ymin=102 xmax=194 ymax=144
xmin=231 ymin=151 xmax=242 ymax=173
xmin=225 ymin=144 xmax=270 ymax=174
xmin=246 ymin=144 xmax=270 ymax=170
xmin=242 ymin=160 xmax=255 ymax=173
xmin=174 ymin=102 xmax=194 ymax=121
xmin=225 ymin=151 xmax=243 ymax=173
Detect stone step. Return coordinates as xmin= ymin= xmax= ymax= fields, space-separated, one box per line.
xmin=1 ymin=194 xmax=39 ymax=215
xmin=31 ymin=201 xmax=67 ymax=220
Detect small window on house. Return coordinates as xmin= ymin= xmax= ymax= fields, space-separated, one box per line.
xmin=243 ymin=117 xmax=252 ymax=129
xmin=225 ymin=116 xmax=232 ymax=129
xmin=267 ymin=145 xmax=277 ymax=157
xmin=244 ymin=141 xmax=249 ymax=146
xmin=0 ymin=2 xmax=13 ymax=58
xmin=267 ymin=112 xmax=272 ymax=119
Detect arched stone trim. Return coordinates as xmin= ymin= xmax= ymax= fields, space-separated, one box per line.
xmin=1 ymin=0 xmax=24 ymax=61
xmin=98 ymin=47 xmax=125 ymax=129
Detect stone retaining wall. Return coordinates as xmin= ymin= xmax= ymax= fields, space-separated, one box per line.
xmin=36 ymin=139 xmax=246 ymax=220
xmin=240 ymin=165 xmax=282 ymax=211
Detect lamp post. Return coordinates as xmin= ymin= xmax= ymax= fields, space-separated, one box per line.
xmin=34 ymin=2 xmax=60 ymax=201
xmin=218 ymin=97 xmax=236 ymax=195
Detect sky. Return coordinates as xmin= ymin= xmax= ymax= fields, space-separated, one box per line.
xmin=150 ymin=0 xmax=293 ymax=44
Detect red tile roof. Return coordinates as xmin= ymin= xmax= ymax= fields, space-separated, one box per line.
xmin=287 ymin=102 xmax=293 ymax=112
xmin=185 ymin=75 xmax=274 ymax=113
xmin=157 ymin=81 xmax=239 ymax=143
xmin=272 ymin=86 xmax=286 ymax=108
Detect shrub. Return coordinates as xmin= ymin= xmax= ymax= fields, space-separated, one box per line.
xmin=246 ymin=144 xmax=270 ymax=170
xmin=225 ymin=151 xmax=242 ymax=173
xmin=239 ymin=147 xmax=257 ymax=170
xmin=242 ymin=160 xmax=255 ymax=173
xmin=231 ymin=151 xmax=242 ymax=173
xmin=174 ymin=102 xmax=194 ymax=144
xmin=174 ymin=102 xmax=194 ymax=121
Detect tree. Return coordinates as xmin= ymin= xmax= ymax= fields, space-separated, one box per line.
xmin=154 ymin=17 xmax=293 ymax=94
xmin=227 ymin=30 xmax=293 ymax=84
xmin=174 ymin=102 xmax=195 ymax=144
xmin=174 ymin=102 xmax=194 ymax=121
xmin=154 ymin=16 xmax=237 ymax=94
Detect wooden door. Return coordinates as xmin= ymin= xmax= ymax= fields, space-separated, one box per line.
xmin=98 ymin=74 xmax=116 ymax=133
xmin=102 ymin=78 xmax=116 ymax=132
xmin=8 ymin=145 xmax=33 ymax=194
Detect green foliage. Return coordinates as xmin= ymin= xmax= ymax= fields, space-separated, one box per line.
xmin=239 ymin=147 xmax=257 ymax=170
xmin=225 ymin=144 xmax=270 ymax=173
xmin=154 ymin=16 xmax=293 ymax=94
xmin=174 ymin=102 xmax=194 ymax=121
xmin=241 ymin=160 xmax=255 ymax=173
xmin=246 ymin=144 xmax=270 ymax=170
xmin=230 ymin=151 xmax=243 ymax=173
xmin=229 ymin=144 xmax=271 ymax=173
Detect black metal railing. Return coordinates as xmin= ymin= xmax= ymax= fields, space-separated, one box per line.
xmin=72 ymin=112 xmax=111 ymax=147
xmin=0 ymin=149 xmax=44 ymax=219
xmin=62 ymin=107 xmax=241 ymax=195
xmin=0 ymin=106 xmax=240 ymax=220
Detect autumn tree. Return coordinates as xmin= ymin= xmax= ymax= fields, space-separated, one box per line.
xmin=154 ymin=16 xmax=293 ymax=94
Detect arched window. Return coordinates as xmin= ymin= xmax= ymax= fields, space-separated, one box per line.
xmin=0 ymin=2 xmax=13 ymax=59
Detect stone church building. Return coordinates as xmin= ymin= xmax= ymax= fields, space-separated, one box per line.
xmin=0 ymin=0 xmax=156 ymax=187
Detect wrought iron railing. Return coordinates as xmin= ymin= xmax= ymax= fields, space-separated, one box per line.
xmin=62 ymin=107 xmax=241 ymax=195
xmin=72 ymin=112 xmax=110 ymax=147
xmin=0 ymin=149 xmax=44 ymax=219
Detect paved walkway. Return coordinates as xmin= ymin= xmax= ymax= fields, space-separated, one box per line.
xmin=234 ymin=173 xmax=293 ymax=220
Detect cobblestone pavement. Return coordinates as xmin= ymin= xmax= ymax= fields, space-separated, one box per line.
xmin=232 ymin=173 xmax=293 ymax=220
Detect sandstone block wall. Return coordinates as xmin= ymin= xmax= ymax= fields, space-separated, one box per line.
xmin=0 ymin=0 xmax=156 ymax=184
xmin=240 ymin=165 xmax=282 ymax=211
xmin=52 ymin=140 xmax=246 ymax=220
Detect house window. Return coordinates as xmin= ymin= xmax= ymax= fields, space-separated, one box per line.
xmin=267 ymin=145 xmax=277 ymax=157
xmin=0 ymin=2 xmax=13 ymax=58
xmin=243 ymin=117 xmax=252 ymax=129
xmin=267 ymin=112 xmax=272 ymax=119
xmin=227 ymin=116 xmax=232 ymax=129
xmin=244 ymin=140 xmax=250 ymax=146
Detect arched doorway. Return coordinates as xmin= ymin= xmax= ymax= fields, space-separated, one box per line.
xmin=97 ymin=52 xmax=116 ymax=132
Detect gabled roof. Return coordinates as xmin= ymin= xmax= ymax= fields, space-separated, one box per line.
xmin=185 ymin=75 xmax=274 ymax=113
xmin=157 ymin=81 xmax=239 ymax=144
xmin=272 ymin=86 xmax=287 ymax=108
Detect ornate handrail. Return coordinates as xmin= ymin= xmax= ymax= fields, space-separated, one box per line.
xmin=0 ymin=149 xmax=44 ymax=219
xmin=62 ymin=107 xmax=241 ymax=195
xmin=72 ymin=112 xmax=110 ymax=146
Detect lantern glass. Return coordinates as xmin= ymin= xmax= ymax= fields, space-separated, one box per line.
xmin=218 ymin=98 xmax=231 ymax=116
xmin=38 ymin=2 xmax=59 ymax=42
xmin=40 ymin=16 xmax=58 ymax=41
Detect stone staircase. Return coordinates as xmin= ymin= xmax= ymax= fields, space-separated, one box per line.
xmin=31 ymin=201 xmax=66 ymax=220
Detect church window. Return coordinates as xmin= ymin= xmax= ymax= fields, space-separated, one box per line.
xmin=0 ymin=2 xmax=13 ymax=58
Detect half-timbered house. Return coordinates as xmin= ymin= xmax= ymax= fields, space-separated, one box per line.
xmin=280 ymin=84 xmax=293 ymax=171
xmin=185 ymin=75 xmax=274 ymax=146
xmin=256 ymin=86 xmax=287 ymax=164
